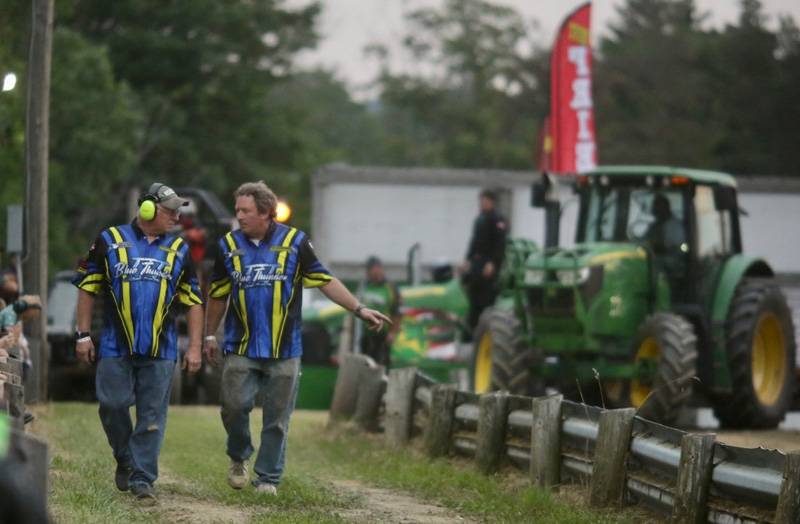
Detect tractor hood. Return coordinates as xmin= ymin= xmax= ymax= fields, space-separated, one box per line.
xmin=522 ymin=243 xmax=647 ymax=286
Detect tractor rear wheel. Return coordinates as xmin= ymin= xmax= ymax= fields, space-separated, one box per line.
xmin=620 ymin=313 xmax=698 ymax=425
xmin=713 ymin=279 xmax=796 ymax=429
xmin=470 ymin=308 xmax=533 ymax=395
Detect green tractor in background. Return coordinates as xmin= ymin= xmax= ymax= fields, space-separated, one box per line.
xmin=473 ymin=166 xmax=796 ymax=428
xmin=298 ymin=262 xmax=473 ymax=408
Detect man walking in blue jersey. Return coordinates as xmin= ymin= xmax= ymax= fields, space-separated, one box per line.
xmin=73 ymin=183 xmax=204 ymax=504
xmin=204 ymin=181 xmax=390 ymax=495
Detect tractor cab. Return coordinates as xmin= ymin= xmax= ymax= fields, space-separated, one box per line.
xmin=573 ymin=168 xmax=740 ymax=308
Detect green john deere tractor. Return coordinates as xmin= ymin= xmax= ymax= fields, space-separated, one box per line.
xmin=473 ymin=166 xmax=796 ymax=428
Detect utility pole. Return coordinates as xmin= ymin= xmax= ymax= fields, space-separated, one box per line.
xmin=23 ymin=0 xmax=54 ymax=402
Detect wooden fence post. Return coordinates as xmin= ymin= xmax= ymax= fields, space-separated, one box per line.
xmin=3 ymin=382 xmax=25 ymax=430
xmin=590 ymin=407 xmax=635 ymax=507
xmin=353 ymin=364 xmax=386 ymax=431
xmin=329 ymin=354 xmax=371 ymax=424
xmin=775 ymin=450 xmax=800 ymax=524
xmin=475 ymin=391 xmax=509 ymax=474
xmin=384 ymin=367 xmax=417 ymax=447
xmin=530 ymin=394 xmax=563 ymax=490
xmin=424 ymin=384 xmax=457 ymax=458
xmin=671 ymin=433 xmax=716 ymax=524
xmin=0 ymin=358 xmax=24 ymax=380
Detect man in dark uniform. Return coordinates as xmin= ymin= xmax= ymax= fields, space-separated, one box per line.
xmin=463 ymin=189 xmax=507 ymax=330
xmin=359 ymin=256 xmax=402 ymax=368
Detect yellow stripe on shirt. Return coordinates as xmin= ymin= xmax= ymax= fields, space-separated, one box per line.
xmin=178 ymin=281 xmax=203 ymax=305
xmin=151 ymin=237 xmax=184 ymax=356
xmin=225 ymin=233 xmax=250 ymax=355
xmin=271 ymin=228 xmax=298 ymax=357
xmin=77 ymin=273 xmax=104 ymax=294
xmin=302 ymin=272 xmax=332 ymax=288
xmin=108 ymin=227 xmax=135 ymax=353
xmin=209 ymin=277 xmax=232 ymax=298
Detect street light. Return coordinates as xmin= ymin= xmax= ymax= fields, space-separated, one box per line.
xmin=2 ymin=73 xmax=17 ymax=92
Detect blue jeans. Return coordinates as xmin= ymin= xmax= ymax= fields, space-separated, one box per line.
xmin=220 ymin=355 xmax=300 ymax=486
xmin=95 ymin=356 xmax=175 ymax=487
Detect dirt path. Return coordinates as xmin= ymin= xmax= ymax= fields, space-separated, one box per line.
xmin=141 ymin=494 xmax=255 ymax=523
xmin=330 ymin=479 xmax=473 ymax=524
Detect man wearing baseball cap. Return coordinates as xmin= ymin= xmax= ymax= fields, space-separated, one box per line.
xmin=73 ymin=182 xmax=203 ymax=504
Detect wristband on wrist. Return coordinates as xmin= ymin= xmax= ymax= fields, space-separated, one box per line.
xmin=75 ymin=331 xmax=91 ymax=341
xmin=204 ymin=335 xmax=217 ymax=341
xmin=353 ymin=304 xmax=366 ymax=318
xmin=76 ymin=336 xmax=92 ymax=344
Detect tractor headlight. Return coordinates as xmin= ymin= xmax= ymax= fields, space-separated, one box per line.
xmin=524 ymin=269 xmax=546 ymax=285
xmin=555 ymin=267 xmax=591 ymax=286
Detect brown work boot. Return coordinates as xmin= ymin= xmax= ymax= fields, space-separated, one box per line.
xmin=227 ymin=460 xmax=248 ymax=489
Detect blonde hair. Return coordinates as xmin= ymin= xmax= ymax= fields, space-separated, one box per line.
xmin=234 ymin=181 xmax=277 ymax=218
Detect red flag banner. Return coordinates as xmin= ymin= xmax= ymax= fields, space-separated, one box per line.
xmin=549 ymin=2 xmax=596 ymax=174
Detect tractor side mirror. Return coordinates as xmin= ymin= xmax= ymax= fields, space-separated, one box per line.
xmin=713 ymin=185 xmax=736 ymax=211
xmin=531 ymin=181 xmax=547 ymax=208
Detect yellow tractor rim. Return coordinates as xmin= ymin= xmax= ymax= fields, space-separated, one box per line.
xmin=751 ymin=312 xmax=786 ymax=406
xmin=630 ymin=336 xmax=660 ymax=407
xmin=474 ymin=332 xmax=493 ymax=393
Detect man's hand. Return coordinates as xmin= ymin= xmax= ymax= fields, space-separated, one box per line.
xmin=482 ymin=261 xmax=496 ymax=278
xmin=357 ymin=307 xmax=392 ymax=331
xmin=76 ymin=337 xmax=95 ymax=365
xmin=183 ymin=345 xmax=202 ymax=373
xmin=203 ymin=336 xmax=222 ymax=367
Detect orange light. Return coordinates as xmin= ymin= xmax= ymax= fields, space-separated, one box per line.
xmin=671 ymin=176 xmax=690 ymax=185
xmin=275 ymin=200 xmax=291 ymax=223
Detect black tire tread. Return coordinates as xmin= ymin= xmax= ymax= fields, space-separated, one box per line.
xmin=473 ymin=307 xmax=532 ymax=395
xmin=636 ymin=312 xmax=698 ymax=425
xmin=713 ymin=279 xmax=796 ymax=429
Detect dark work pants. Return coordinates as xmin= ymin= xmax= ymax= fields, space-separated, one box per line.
xmin=361 ymin=334 xmax=391 ymax=368
xmin=467 ymin=277 xmax=499 ymax=330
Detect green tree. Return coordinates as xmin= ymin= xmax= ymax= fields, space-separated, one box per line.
xmin=594 ymin=0 xmax=724 ymax=167
xmin=368 ymin=0 xmax=548 ymax=169
xmin=58 ymin=0 xmax=323 ymax=197
xmin=48 ymin=28 xmax=142 ymax=268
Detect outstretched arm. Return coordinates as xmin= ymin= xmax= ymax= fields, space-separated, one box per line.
xmin=318 ymin=278 xmax=391 ymax=331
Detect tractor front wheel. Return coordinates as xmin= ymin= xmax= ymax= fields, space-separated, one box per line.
xmin=470 ymin=308 xmax=533 ymax=395
xmin=619 ymin=313 xmax=698 ymax=425
xmin=713 ymin=279 xmax=796 ymax=429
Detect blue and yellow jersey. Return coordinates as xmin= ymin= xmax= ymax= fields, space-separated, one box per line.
xmin=208 ymin=223 xmax=332 ymax=359
xmin=73 ymin=222 xmax=203 ymax=360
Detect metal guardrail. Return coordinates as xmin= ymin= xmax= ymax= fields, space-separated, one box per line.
xmin=331 ymin=356 xmax=800 ymax=523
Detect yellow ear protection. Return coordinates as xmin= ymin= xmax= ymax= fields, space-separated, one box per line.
xmin=137 ymin=183 xmax=164 ymax=221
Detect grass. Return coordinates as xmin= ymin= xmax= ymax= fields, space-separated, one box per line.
xmin=33 ymin=403 xmax=642 ymax=523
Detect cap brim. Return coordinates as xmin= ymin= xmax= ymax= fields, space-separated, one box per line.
xmin=161 ymin=196 xmax=189 ymax=210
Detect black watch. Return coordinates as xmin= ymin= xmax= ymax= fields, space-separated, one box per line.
xmin=75 ymin=331 xmax=91 ymax=341
xmin=353 ymin=304 xmax=366 ymax=318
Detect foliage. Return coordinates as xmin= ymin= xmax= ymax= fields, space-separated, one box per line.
xmin=0 ymin=0 xmax=798 ymax=277
xmin=368 ymin=0 xmax=548 ymax=168
xmin=593 ymin=0 xmax=800 ymax=172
